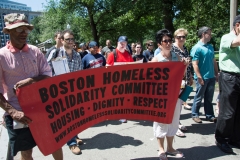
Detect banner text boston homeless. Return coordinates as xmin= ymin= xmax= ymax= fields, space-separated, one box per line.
xmin=17 ymin=62 xmax=185 ymax=155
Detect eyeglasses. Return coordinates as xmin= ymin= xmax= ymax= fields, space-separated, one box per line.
xmin=176 ymin=36 xmax=186 ymax=39
xmin=64 ymin=38 xmax=75 ymax=43
xmin=16 ymin=28 xmax=30 ymax=34
xmin=136 ymin=47 xmax=142 ymax=48
xmin=162 ymin=39 xmax=173 ymax=44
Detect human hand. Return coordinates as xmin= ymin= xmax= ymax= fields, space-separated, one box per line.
xmin=15 ymin=78 xmax=33 ymax=89
xmin=8 ymin=109 xmax=32 ymax=125
xmin=182 ymin=57 xmax=190 ymax=65
xmin=197 ymin=77 xmax=204 ymax=85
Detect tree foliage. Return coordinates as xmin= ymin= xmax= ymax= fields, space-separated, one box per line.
xmin=29 ymin=0 xmax=239 ymax=51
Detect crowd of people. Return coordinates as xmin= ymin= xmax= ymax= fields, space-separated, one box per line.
xmin=1 ymin=12 xmax=240 ymax=160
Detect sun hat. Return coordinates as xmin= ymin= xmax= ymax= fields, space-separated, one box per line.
xmin=3 ymin=13 xmax=34 ymax=34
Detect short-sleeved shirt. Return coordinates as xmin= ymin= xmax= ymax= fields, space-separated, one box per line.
xmin=82 ymin=53 xmax=106 ymax=69
xmin=143 ymin=49 xmax=154 ymax=61
xmin=58 ymin=48 xmax=83 ymax=72
xmin=190 ymin=41 xmax=215 ymax=79
xmin=154 ymin=48 xmax=161 ymax=56
xmin=219 ymin=32 xmax=240 ymax=73
xmin=106 ymin=49 xmax=133 ymax=66
xmin=132 ymin=54 xmax=147 ymax=63
xmin=0 ymin=42 xmax=52 ymax=112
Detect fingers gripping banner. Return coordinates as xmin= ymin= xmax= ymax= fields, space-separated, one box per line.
xmin=17 ymin=62 xmax=185 ymax=155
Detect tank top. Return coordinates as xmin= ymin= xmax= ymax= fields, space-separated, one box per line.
xmin=155 ymin=51 xmax=179 ymax=62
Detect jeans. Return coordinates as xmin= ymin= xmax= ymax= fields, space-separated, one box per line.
xmin=67 ymin=135 xmax=78 ymax=146
xmin=215 ymin=71 xmax=240 ymax=143
xmin=192 ymin=77 xmax=215 ymax=119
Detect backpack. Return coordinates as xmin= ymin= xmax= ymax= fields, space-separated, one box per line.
xmin=45 ymin=46 xmax=60 ymax=60
xmin=112 ymin=49 xmax=131 ymax=62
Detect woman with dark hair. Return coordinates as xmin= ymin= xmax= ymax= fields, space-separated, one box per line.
xmin=151 ymin=29 xmax=189 ymax=160
xmin=132 ymin=42 xmax=147 ymax=62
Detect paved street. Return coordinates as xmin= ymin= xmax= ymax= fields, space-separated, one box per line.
xmin=0 ymin=90 xmax=237 ymax=160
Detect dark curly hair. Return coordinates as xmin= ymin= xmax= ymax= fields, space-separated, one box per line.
xmin=155 ymin=29 xmax=173 ymax=44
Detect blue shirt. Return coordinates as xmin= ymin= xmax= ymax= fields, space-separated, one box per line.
xmin=154 ymin=48 xmax=161 ymax=56
xmin=82 ymin=53 xmax=106 ymax=69
xmin=190 ymin=41 xmax=215 ymax=79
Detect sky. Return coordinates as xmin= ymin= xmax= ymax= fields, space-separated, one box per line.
xmin=12 ymin=0 xmax=47 ymax=11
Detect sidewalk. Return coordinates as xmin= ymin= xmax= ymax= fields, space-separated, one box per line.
xmin=12 ymin=91 xmax=240 ymax=160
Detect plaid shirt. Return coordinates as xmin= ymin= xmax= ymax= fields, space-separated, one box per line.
xmin=58 ymin=48 xmax=83 ymax=72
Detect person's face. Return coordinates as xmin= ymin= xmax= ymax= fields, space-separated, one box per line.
xmin=55 ymin=34 xmax=62 ymax=46
xmin=117 ymin=41 xmax=127 ymax=50
xmin=106 ymin=40 xmax=111 ymax=46
xmin=160 ymin=35 xmax=172 ymax=51
xmin=61 ymin=33 xmax=74 ymax=50
xmin=9 ymin=26 xmax=30 ymax=46
xmin=131 ymin=43 xmax=136 ymax=50
xmin=89 ymin=46 xmax=99 ymax=54
xmin=203 ymin=30 xmax=212 ymax=42
xmin=135 ymin=44 xmax=142 ymax=54
xmin=175 ymin=31 xmax=186 ymax=44
xmin=148 ymin=43 xmax=154 ymax=50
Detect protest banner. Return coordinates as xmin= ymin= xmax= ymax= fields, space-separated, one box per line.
xmin=17 ymin=62 xmax=185 ymax=155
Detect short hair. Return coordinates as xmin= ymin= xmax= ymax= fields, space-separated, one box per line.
xmin=54 ymin=31 xmax=62 ymax=38
xmin=145 ymin=40 xmax=153 ymax=46
xmin=155 ymin=29 xmax=173 ymax=44
xmin=60 ymin=29 xmax=74 ymax=39
xmin=174 ymin=28 xmax=188 ymax=37
xmin=197 ymin=26 xmax=211 ymax=38
xmin=135 ymin=42 xmax=141 ymax=47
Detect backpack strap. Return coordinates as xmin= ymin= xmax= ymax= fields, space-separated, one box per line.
xmin=113 ymin=49 xmax=117 ymax=62
xmin=54 ymin=48 xmax=60 ymax=59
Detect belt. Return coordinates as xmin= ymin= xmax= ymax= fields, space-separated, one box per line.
xmin=222 ymin=70 xmax=240 ymax=76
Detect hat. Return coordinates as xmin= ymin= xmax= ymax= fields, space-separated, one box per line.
xmin=3 ymin=13 xmax=34 ymax=34
xmin=79 ymin=43 xmax=85 ymax=48
xmin=233 ymin=15 xmax=240 ymax=26
xmin=118 ymin=36 xmax=128 ymax=42
xmin=88 ymin=41 xmax=98 ymax=48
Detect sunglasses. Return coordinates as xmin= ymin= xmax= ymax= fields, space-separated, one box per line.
xmin=16 ymin=28 xmax=31 ymax=34
xmin=64 ymin=38 xmax=75 ymax=43
xmin=162 ymin=39 xmax=173 ymax=44
xmin=136 ymin=47 xmax=142 ymax=48
xmin=176 ymin=36 xmax=186 ymax=39
xmin=148 ymin=44 xmax=153 ymax=46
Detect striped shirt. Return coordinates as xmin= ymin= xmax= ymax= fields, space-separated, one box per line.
xmin=0 ymin=42 xmax=52 ymax=112
xmin=58 ymin=48 xmax=83 ymax=72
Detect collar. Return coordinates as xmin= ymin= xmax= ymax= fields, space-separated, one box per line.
xmin=6 ymin=41 xmax=29 ymax=53
xmin=197 ymin=40 xmax=208 ymax=46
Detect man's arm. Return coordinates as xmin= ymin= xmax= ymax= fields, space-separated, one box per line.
xmin=15 ymin=75 xmax=50 ymax=89
xmin=0 ymin=93 xmax=32 ymax=124
xmin=192 ymin=60 xmax=204 ymax=85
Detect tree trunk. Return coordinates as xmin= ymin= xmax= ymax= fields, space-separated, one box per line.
xmin=87 ymin=7 xmax=99 ymax=44
xmin=162 ymin=0 xmax=175 ymax=34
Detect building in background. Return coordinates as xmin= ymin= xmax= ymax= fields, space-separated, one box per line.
xmin=0 ymin=0 xmax=42 ymax=48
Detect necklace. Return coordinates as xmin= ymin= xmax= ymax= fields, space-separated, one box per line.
xmin=161 ymin=51 xmax=172 ymax=61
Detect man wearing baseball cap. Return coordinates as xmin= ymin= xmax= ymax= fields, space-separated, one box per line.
xmin=0 ymin=13 xmax=63 ymax=160
xmin=106 ymin=36 xmax=133 ymax=123
xmin=215 ymin=15 xmax=240 ymax=153
xmin=82 ymin=41 xmax=106 ymax=69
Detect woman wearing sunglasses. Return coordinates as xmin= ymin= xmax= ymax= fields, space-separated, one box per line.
xmin=151 ymin=29 xmax=189 ymax=160
xmin=172 ymin=28 xmax=193 ymax=137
